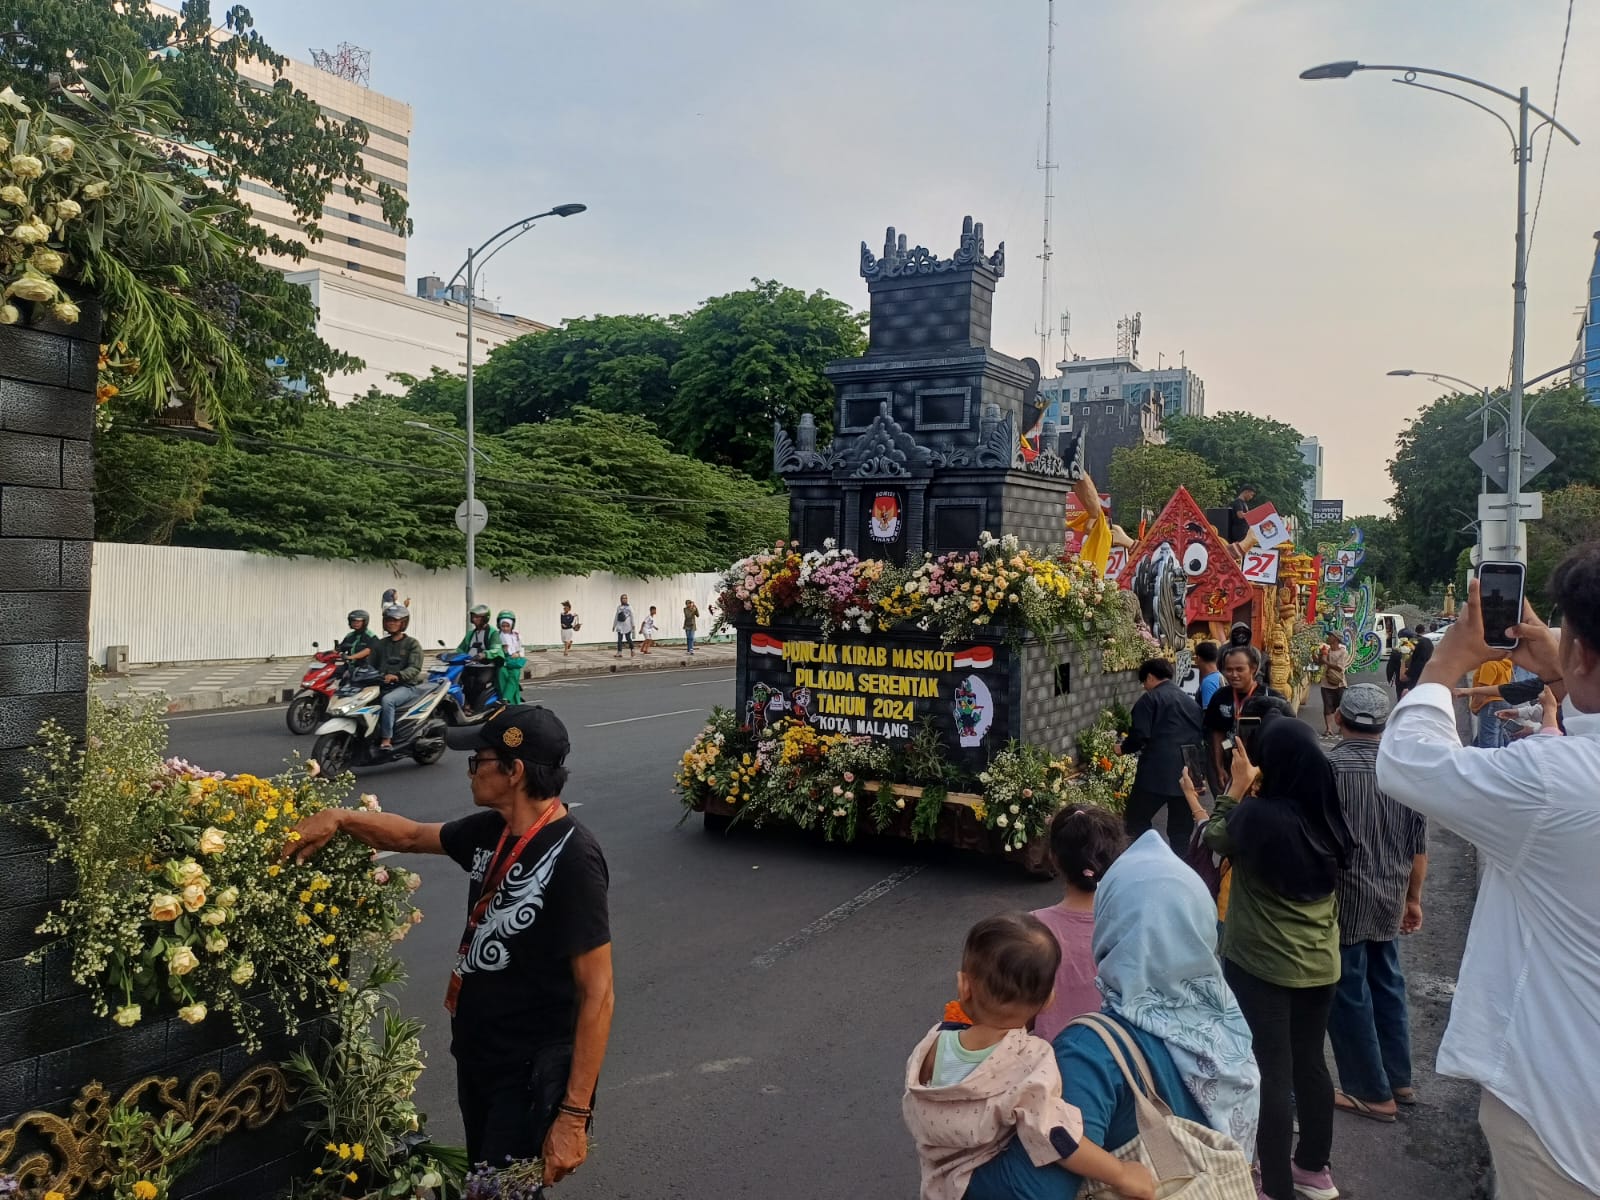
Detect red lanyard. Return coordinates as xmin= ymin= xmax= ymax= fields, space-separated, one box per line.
xmin=445 ymin=803 xmax=563 ymax=1014
xmin=1232 ymin=683 xmax=1256 ymax=729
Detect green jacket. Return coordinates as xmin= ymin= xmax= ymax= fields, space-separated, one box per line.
xmin=456 ymin=626 xmax=504 ymax=660
xmin=369 ymin=635 xmax=423 ymax=686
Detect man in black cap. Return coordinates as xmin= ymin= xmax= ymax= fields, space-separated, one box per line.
xmin=289 ymin=705 xmax=613 ymax=1181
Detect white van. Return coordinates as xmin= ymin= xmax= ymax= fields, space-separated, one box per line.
xmin=1373 ymin=611 xmax=1406 ymax=658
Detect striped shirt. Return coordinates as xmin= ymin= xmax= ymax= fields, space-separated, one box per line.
xmin=1328 ymin=737 xmax=1427 ymax=944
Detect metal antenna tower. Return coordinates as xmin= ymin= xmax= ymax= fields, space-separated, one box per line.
xmin=1116 ymin=312 xmax=1142 ymax=361
xmin=1036 ymin=0 xmax=1058 ymax=372
xmin=309 ymin=42 xmax=371 ymax=88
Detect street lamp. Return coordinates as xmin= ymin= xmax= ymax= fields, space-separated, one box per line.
xmin=1303 ymin=60 xmax=1580 ymax=562
xmin=440 ymin=204 xmax=586 ymax=608
xmin=1387 ymin=362 xmax=1574 ymax=558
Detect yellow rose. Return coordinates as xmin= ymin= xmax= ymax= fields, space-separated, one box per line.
xmin=178 ymin=1002 xmax=207 ymax=1025
xmin=148 ymin=893 xmax=182 ymax=922
xmin=5 ymin=269 xmax=53 ymax=299
xmin=231 ymin=959 xmax=256 ymax=985
xmin=180 ymin=883 xmax=207 ymax=912
xmin=50 ymin=298 xmax=78 ymax=324
xmin=112 ymin=1004 xmax=142 ymax=1028
xmin=0 ymin=184 xmax=25 ymax=204
xmin=198 ymin=827 xmax=227 ymax=855
xmin=169 ymin=859 xmax=206 ymax=886
xmin=199 ymin=908 xmax=226 ymax=927
xmin=167 ymin=945 xmax=199 ymax=976
xmin=81 ymin=180 xmax=109 ymax=200
xmin=215 ymin=885 xmax=239 ymax=907
xmin=29 ymin=247 xmax=63 ymax=275
xmin=44 ymin=135 xmax=74 ymax=161
xmin=204 ymin=932 xmax=228 ymax=954
xmin=9 ymin=154 xmax=43 ymax=178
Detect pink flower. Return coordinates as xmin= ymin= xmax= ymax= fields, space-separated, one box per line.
xmin=372 ymin=867 xmax=390 ymax=884
xmin=843 ymin=771 xmax=855 ymax=783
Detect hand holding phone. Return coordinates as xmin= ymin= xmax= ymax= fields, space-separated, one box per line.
xmin=1477 ymin=561 xmax=1526 ymax=650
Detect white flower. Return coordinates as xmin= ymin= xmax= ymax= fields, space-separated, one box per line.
xmin=169 ymin=859 xmax=207 ymax=886
xmin=8 ymin=221 xmax=49 ymax=247
xmin=996 ymin=814 xmax=1010 ymax=828
xmin=167 ymin=945 xmax=199 ymax=976
xmin=199 ymin=908 xmax=227 ymax=927
xmin=204 ymin=932 xmax=228 ymax=954
xmin=404 ymin=872 xmax=422 ymax=893
xmin=29 ymin=247 xmax=63 ymax=275
xmin=833 ymin=807 xmax=847 ymax=818
xmin=81 ymin=180 xmax=109 ymax=200
xmin=372 ymin=866 xmax=390 ymax=884
xmin=52 ymin=197 xmax=80 ymax=220
xmin=215 ymin=885 xmax=239 ymax=908
xmin=178 ymin=1002 xmax=208 ymax=1024
xmin=831 ymin=785 xmax=843 ymax=796
xmin=894 ymin=798 xmax=906 ymax=810
xmin=198 ymin=827 xmax=227 ymax=855
xmin=231 ymin=960 xmax=256 ymax=985
xmin=978 ymin=771 xmax=992 ymax=785
xmin=1010 ymin=803 xmax=1020 ymax=814
xmin=50 ymin=298 xmax=78 ymax=324
xmin=0 ymin=184 xmax=24 ymax=205
xmin=306 ymin=759 xmax=322 ymax=778
xmin=418 ymin=1171 xmax=443 ymax=1190
xmin=44 ymin=135 xmax=73 ymax=161
xmin=113 ymin=1004 xmax=142 ymax=1027
xmin=359 ymin=793 xmax=381 ymax=812
xmin=0 ymin=304 xmax=17 ymax=325
xmin=0 ymin=86 xmax=26 ymax=112
xmin=9 ymin=155 xmax=43 ymax=179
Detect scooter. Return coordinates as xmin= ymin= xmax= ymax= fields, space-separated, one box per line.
xmin=309 ymin=666 xmax=450 ymax=775
xmin=431 ymin=645 xmax=503 ymax=726
xmin=285 ymin=643 xmax=344 ymax=736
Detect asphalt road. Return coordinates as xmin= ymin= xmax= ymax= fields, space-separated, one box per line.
xmin=165 ymin=667 xmax=1488 ymax=1199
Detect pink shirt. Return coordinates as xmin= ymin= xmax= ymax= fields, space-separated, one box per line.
xmin=1030 ymin=905 xmax=1100 ymax=1043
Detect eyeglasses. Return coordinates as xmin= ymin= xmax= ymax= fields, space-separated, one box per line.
xmin=467 ymin=754 xmax=510 ymax=776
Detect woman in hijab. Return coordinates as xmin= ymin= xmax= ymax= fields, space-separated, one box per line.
xmin=963 ymin=831 xmax=1261 ymax=1200
xmin=1203 ymin=719 xmax=1351 ymax=1200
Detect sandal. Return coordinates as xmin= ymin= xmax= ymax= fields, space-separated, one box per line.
xmin=1334 ymin=1091 xmax=1397 ymax=1123
xmin=1392 ymin=1087 xmax=1417 ymax=1106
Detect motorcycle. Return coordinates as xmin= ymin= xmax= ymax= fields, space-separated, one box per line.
xmin=430 ymin=648 xmax=503 ymax=726
xmin=285 ymin=643 xmax=344 ymax=736
xmin=309 ymin=666 xmax=450 ymax=775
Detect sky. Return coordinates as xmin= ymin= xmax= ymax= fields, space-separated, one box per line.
xmin=251 ymin=0 xmax=1598 ymax=515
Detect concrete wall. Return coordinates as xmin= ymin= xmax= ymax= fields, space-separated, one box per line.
xmin=89 ymin=542 xmax=722 ymax=665
xmin=1018 ymin=637 xmax=1144 ymax=758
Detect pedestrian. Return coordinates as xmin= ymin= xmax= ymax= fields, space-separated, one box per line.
xmin=1228 ymin=484 xmax=1258 ymax=546
xmin=902 ymin=913 xmax=1156 ymax=1200
xmin=1324 ymin=684 xmax=1427 ymax=1123
xmin=1030 ymin=806 xmax=1129 ymax=1043
xmin=1195 ymin=640 xmax=1224 ymax=709
xmin=612 ymin=594 xmax=634 ymax=660
xmin=496 ymin=611 xmax=525 ymax=706
xmin=1377 ymin=543 xmax=1600 ymax=1198
xmin=456 ymin=604 xmax=504 ymax=714
xmin=1385 ymin=637 xmax=1405 ymax=697
xmin=1204 ymin=645 xmax=1289 ymax=793
xmin=1122 ymin=658 xmax=1206 ymax=854
xmin=1203 ymin=721 xmax=1351 ymax=1200
xmin=1314 ymin=632 xmax=1351 ymax=739
xmin=963 ymin=832 xmax=1261 ymax=1200
xmin=371 ymin=604 xmax=424 ymax=751
xmin=1396 ymin=632 xmax=1433 ymax=700
xmin=640 ymin=605 xmax=659 ymax=655
xmin=683 ymin=598 xmax=700 ymax=657
xmin=290 ymin=704 xmax=614 ymax=1182
xmin=382 ymin=586 xmax=412 ymax=611
xmin=559 ymin=601 xmax=579 ymax=658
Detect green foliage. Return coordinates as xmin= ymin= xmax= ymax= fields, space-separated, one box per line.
xmin=103 ymin=398 xmax=787 ymax=577
xmin=1164 ymin=411 xmax=1314 ymax=523
xmin=1107 ymin=443 xmax=1227 ymax=524
xmin=101 ymin=1101 xmax=209 ymax=1200
xmin=1389 ymin=384 xmax=1600 ymax=589
xmin=0 ymin=0 xmax=407 ymax=418
xmin=1314 ymin=514 xmax=1413 ymax=604
xmin=1527 ymin=483 xmax=1600 ymax=605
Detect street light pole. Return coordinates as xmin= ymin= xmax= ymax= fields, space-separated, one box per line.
xmin=1303 ymin=60 xmax=1580 ymax=562
xmin=442 ymin=203 xmax=587 ymax=611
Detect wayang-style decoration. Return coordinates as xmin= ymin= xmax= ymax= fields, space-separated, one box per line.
xmin=0 ymin=1064 xmax=291 ymax=1198
xmin=1114 ymin=486 xmax=1253 ymax=643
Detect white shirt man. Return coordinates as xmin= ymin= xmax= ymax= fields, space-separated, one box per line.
xmin=1376 ymin=545 xmax=1600 ymax=1199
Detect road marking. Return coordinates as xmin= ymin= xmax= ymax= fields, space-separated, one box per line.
xmin=696 ymin=1056 xmax=754 ymax=1074
xmin=584 ymin=708 xmax=703 ymax=728
xmin=752 ymin=866 xmax=924 ymax=969
xmin=162 ymin=706 xmax=282 ymax=722
xmin=614 ymin=1070 xmax=677 ymax=1091
xmin=680 ymin=676 xmax=736 ymax=687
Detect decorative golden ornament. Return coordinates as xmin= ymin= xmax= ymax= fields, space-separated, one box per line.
xmin=501 ymin=727 xmax=524 ymax=748
xmin=0 ymin=1063 xmax=291 ymax=1198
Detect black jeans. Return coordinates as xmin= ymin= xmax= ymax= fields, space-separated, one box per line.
xmin=1124 ymin=788 xmax=1193 ymax=855
xmin=456 ymin=1043 xmax=577 ymax=1170
xmin=1224 ymin=960 xmax=1336 ymax=1200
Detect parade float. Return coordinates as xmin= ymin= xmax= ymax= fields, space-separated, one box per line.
xmin=675 ymin=218 xmax=1149 ymax=872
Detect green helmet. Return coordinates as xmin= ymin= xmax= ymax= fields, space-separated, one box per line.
xmin=496 ymin=610 xmax=517 ymax=627
xmin=468 ymin=603 xmax=491 ymax=618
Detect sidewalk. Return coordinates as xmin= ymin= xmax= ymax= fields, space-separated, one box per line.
xmin=94 ymin=637 xmax=736 ymax=713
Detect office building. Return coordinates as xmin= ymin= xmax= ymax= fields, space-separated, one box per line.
xmin=1580 ymin=231 xmax=1600 ymax=404
xmin=1044 ymin=355 xmax=1206 ymax=425
xmin=288 ymin=269 xmax=549 ymax=405
xmin=1298 ymin=437 xmax=1325 ymax=513
xmin=1069 ymin=390 xmax=1165 ymax=490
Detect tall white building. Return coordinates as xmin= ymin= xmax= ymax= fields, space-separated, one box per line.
xmin=1298 ymin=437 xmax=1325 ymax=512
xmin=1042 ymin=355 xmax=1206 ymax=426
xmin=288 ymin=270 xmax=549 ymax=405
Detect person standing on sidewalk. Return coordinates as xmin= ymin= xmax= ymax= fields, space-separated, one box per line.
xmin=639 ymin=605 xmax=659 ymax=655
xmin=1121 ymin=658 xmax=1205 ymax=854
xmin=1325 ymin=684 xmax=1426 ymax=1123
xmin=290 ymin=705 xmax=614 ymax=1182
xmin=1378 ymin=544 xmax=1600 ymax=1199
xmin=613 ymin=595 xmax=635 ymax=660
xmin=683 ymin=598 xmax=700 ymax=657
xmin=559 ymin=602 xmax=579 ymax=658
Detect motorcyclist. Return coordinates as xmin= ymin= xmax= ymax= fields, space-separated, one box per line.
xmin=370 ymin=604 xmax=424 ymax=750
xmin=496 ymin=610 xmax=526 ymax=705
xmin=335 ymin=610 xmax=378 ymax=669
xmin=456 ymin=603 xmax=504 ymax=714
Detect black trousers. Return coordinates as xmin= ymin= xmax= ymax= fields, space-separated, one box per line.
xmin=463 ymin=664 xmax=496 ymax=710
xmin=1224 ymin=960 xmax=1337 ymax=1200
xmin=1124 ymin=788 xmax=1193 ymax=855
xmin=457 ymin=1042 xmax=579 ymax=1170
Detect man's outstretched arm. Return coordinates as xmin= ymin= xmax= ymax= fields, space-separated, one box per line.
xmin=289 ymin=809 xmax=444 ymax=862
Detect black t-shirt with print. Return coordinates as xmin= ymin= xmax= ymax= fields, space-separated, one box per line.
xmin=438 ymin=810 xmax=610 ymax=1065
xmin=1202 ymin=685 xmax=1289 ymax=735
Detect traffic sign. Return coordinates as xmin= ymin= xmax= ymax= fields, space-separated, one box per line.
xmin=1478 ymin=492 xmax=1543 ymax=523
xmin=454 ymin=499 xmax=488 ymax=535
xmin=1469 ymin=429 xmax=1555 ymax=490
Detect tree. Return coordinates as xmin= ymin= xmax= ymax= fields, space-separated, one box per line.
xmin=1 ymin=0 xmax=410 ymax=418
xmin=1163 ymin=411 xmax=1314 ymax=524
xmin=667 ymin=279 xmax=866 ymax=479
xmin=1527 ymin=484 xmax=1600 ymax=606
xmin=1107 ymin=443 xmax=1226 ymax=525
xmin=1389 ymin=384 xmax=1600 ymax=589
xmin=1312 ymin=514 xmax=1414 ymax=604
xmin=473 ymin=314 xmax=682 ymax=431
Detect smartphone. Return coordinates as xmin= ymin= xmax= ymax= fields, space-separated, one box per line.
xmin=1477 ymin=560 xmax=1526 ymax=649
xmin=1181 ymin=744 xmax=1207 ymax=789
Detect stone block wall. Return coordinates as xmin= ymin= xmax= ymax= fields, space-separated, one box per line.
xmin=0 ymin=312 xmax=314 ymax=1197
xmin=1017 ymin=638 xmax=1144 ymax=758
